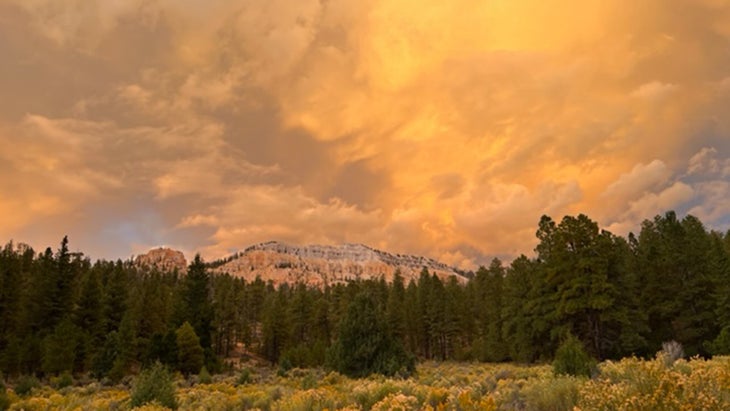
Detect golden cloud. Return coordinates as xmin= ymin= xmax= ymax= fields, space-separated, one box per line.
xmin=1 ymin=0 xmax=729 ymax=266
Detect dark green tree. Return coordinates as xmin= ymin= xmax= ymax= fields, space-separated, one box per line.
xmin=474 ymin=259 xmax=507 ymax=362
xmin=261 ymin=287 xmax=289 ymax=364
xmin=42 ymin=318 xmax=79 ymax=375
xmin=74 ymin=269 xmax=103 ymax=370
xmin=176 ymin=322 xmax=204 ymax=376
xmin=179 ymin=255 xmax=213 ymax=351
xmin=327 ymin=292 xmax=414 ymax=378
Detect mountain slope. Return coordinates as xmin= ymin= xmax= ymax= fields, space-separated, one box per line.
xmin=210 ymin=241 xmax=467 ymax=286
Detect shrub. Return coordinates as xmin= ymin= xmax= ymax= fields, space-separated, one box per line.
xmin=237 ymin=367 xmax=253 ymax=385
xmin=553 ymin=334 xmax=594 ymax=378
xmin=52 ymin=371 xmax=74 ymax=389
xmin=198 ymin=366 xmax=211 ymax=384
xmin=522 ymin=376 xmax=580 ymax=411
xmin=706 ymin=327 xmax=730 ymax=356
xmin=13 ymin=375 xmax=40 ymax=397
xmin=278 ymin=356 xmax=293 ymax=377
xmin=130 ymin=362 xmax=178 ymax=410
xmin=658 ymin=340 xmax=684 ymax=366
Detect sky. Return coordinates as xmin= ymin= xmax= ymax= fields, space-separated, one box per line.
xmin=1 ymin=0 xmax=729 ymax=268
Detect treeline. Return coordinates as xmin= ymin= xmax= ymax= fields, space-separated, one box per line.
xmin=0 ymin=211 xmax=729 ymax=379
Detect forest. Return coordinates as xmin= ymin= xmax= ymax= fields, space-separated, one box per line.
xmin=0 ymin=210 xmax=729 ymax=381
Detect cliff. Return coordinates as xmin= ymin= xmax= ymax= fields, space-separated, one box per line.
xmin=211 ymin=241 xmax=466 ymax=286
xmin=134 ymin=247 xmax=187 ymax=273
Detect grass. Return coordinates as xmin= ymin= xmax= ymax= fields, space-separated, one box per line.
xmin=3 ymin=356 xmax=730 ymax=410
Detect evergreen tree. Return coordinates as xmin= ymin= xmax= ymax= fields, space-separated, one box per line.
xmin=261 ymin=287 xmax=289 ymax=364
xmin=42 ymin=318 xmax=78 ymax=375
xmin=502 ymin=255 xmax=539 ymax=362
xmin=176 ymin=321 xmax=204 ymax=376
xmin=536 ymin=214 xmax=641 ymax=359
xmin=474 ymin=259 xmax=507 ymax=362
xmin=327 ymin=292 xmax=414 ymax=378
xmin=102 ymin=262 xmax=128 ymax=333
xmin=74 ymin=269 xmax=104 ymax=370
xmin=180 ymin=255 xmax=213 ymax=351
xmin=386 ymin=271 xmax=407 ymax=343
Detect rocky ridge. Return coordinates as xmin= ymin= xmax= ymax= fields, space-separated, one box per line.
xmin=134 ymin=247 xmax=187 ymax=273
xmin=211 ymin=241 xmax=467 ymax=287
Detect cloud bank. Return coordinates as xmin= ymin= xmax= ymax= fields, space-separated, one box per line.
xmin=1 ymin=0 xmax=729 ymax=267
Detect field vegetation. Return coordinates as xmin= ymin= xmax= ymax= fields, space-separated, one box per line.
xmin=2 ymin=355 xmax=730 ymax=410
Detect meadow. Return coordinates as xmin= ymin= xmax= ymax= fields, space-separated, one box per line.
xmin=3 ymin=355 xmax=730 ymax=411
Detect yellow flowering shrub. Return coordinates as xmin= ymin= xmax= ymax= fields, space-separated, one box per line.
xmin=577 ymin=356 xmax=730 ymax=411
xmin=371 ymin=393 xmax=419 ymax=411
xmin=7 ymin=357 xmax=730 ymax=410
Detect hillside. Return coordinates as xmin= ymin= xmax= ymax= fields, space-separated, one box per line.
xmin=209 ymin=241 xmax=468 ymax=286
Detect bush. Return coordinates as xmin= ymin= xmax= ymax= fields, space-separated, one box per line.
xmin=198 ymin=366 xmax=211 ymax=384
xmin=51 ymin=371 xmax=74 ymax=389
xmin=237 ymin=367 xmax=253 ymax=385
xmin=706 ymin=328 xmax=730 ymax=356
xmin=130 ymin=362 xmax=178 ymax=410
xmin=522 ymin=376 xmax=580 ymax=411
xmin=278 ymin=356 xmax=293 ymax=377
xmin=553 ymin=334 xmax=595 ymax=378
xmin=13 ymin=375 xmax=40 ymax=397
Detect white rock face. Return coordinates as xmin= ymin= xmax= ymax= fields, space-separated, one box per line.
xmin=211 ymin=241 xmax=467 ymax=287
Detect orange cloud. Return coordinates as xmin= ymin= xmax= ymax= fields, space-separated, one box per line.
xmin=1 ymin=0 xmax=729 ymax=267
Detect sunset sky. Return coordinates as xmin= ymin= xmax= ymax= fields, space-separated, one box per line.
xmin=1 ymin=0 xmax=729 ymax=268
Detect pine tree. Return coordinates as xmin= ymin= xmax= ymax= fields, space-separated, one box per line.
xmin=176 ymin=322 xmax=204 ymax=376
xmin=502 ymin=255 xmax=539 ymax=362
xmin=327 ymin=292 xmax=414 ymax=378
xmin=261 ymin=288 xmax=289 ymax=364
xmin=386 ymin=271 xmax=407 ymax=342
xmin=180 ymin=255 xmax=213 ymax=351
xmin=42 ymin=318 xmax=78 ymax=375
xmin=480 ymin=259 xmax=507 ymax=361
xmin=74 ymin=269 xmax=103 ymax=370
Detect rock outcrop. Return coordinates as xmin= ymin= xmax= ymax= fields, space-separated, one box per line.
xmin=211 ymin=241 xmax=467 ymax=287
xmin=134 ymin=247 xmax=187 ymax=273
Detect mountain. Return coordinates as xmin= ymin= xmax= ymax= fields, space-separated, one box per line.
xmin=209 ymin=241 xmax=468 ymax=287
xmin=134 ymin=247 xmax=187 ymax=273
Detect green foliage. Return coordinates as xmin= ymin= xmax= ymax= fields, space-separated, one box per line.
xmin=14 ymin=375 xmax=40 ymax=397
xmin=198 ymin=365 xmax=211 ymax=384
xmin=278 ymin=356 xmax=293 ymax=377
xmin=522 ymin=376 xmax=580 ymax=411
xmin=327 ymin=292 xmax=415 ymax=378
xmin=130 ymin=362 xmax=177 ymax=410
xmin=706 ymin=326 xmax=730 ymax=356
xmin=553 ymin=334 xmax=595 ymax=378
xmin=176 ymin=322 xmax=204 ymax=376
xmin=178 ymin=255 xmax=213 ymax=351
xmin=42 ymin=318 xmax=79 ymax=375
xmin=51 ymin=371 xmax=74 ymax=389
xmin=237 ymin=367 xmax=253 ymax=385
xmin=0 ymin=209 xmax=729 ymax=381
